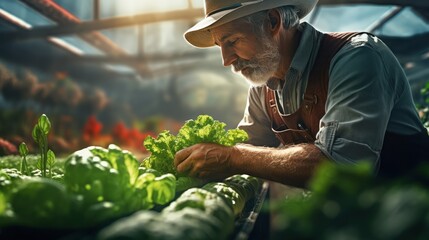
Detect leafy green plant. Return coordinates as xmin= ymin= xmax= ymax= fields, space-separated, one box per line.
xmin=174 ymin=114 xmax=248 ymax=150
xmin=10 ymin=177 xmax=71 ymax=227
xmin=143 ymin=131 xmax=177 ymax=175
xmin=143 ymin=115 xmax=248 ymax=191
xmin=61 ymin=144 xmax=177 ymax=227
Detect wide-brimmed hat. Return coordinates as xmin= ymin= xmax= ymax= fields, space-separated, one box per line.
xmin=184 ymin=0 xmax=319 ymax=48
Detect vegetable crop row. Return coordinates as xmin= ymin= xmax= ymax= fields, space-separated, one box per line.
xmin=0 ymin=114 xmax=261 ymax=240
xmin=97 ymin=174 xmax=261 ymax=240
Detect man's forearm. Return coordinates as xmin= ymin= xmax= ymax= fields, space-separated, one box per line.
xmin=231 ymin=143 xmax=327 ymax=188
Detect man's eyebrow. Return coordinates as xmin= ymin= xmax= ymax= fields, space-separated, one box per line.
xmin=214 ymin=33 xmax=234 ymax=46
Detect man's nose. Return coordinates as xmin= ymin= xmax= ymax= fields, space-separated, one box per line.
xmin=221 ymin=46 xmax=237 ymax=67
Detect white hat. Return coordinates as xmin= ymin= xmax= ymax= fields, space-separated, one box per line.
xmin=184 ymin=0 xmax=319 ymax=48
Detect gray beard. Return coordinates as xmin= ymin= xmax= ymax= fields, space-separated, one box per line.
xmin=231 ymin=35 xmax=281 ymax=86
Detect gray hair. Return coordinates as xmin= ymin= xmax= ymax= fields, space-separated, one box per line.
xmin=243 ymin=6 xmax=300 ymax=35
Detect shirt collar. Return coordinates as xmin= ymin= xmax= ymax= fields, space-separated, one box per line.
xmin=265 ymin=22 xmax=321 ymax=91
xmin=289 ymin=22 xmax=319 ymax=74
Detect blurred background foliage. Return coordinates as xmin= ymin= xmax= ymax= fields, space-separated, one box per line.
xmin=269 ymin=160 xmax=429 ymax=240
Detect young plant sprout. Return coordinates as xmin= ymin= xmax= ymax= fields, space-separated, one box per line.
xmin=47 ymin=149 xmax=56 ymax=178
xmin=32 ymin=114 xmax=52 ymax=177
xmin=18 ymin=142 xmax=29 ymax=175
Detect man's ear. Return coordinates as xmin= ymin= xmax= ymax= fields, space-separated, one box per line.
xmin=268 ymin=9 xmax=281 ymax=34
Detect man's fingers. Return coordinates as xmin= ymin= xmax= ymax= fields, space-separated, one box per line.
xmin=176 ymin=160 xmax=193 ymax=174
xmin=188 ymin=161 xmax=204 ymax=177
xmin=196 ymin=170 xmax=209 ymax=179
xmin=174 ymin=146 xmax=193 ymax=167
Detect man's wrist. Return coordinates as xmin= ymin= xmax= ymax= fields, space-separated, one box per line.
xmin=228 ymin=145 xmax=244 ymax=174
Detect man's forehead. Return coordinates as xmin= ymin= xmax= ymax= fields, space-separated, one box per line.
xmin=210 ymin=19 xmax=250 ymax=43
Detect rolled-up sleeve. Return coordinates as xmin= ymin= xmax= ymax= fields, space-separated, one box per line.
xmin=314 ymin=36 xmax=394 ymax=168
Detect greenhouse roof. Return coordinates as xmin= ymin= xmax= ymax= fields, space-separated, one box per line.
xmin=0 ymin=0 xmax=428 ymax=88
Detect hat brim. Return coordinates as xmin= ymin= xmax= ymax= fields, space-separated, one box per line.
xmin=184 ymin=0 xmax=318 ymax=48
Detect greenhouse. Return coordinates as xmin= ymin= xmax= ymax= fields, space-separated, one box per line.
xmin=1 ymin=0 xmax=429 ymax=239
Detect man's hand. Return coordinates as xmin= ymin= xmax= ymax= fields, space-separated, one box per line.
xmin=174 ymin=142 xmax=326 ymax=188
xmin=174 ymin=143 xmax=236 ymax=180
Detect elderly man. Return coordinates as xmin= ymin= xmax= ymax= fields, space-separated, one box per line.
xmin=174 ymin=0 xmax=429 ymax=188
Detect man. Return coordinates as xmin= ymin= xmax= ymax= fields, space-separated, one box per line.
xmin=174 ymin=0 xmax=429 ymax=188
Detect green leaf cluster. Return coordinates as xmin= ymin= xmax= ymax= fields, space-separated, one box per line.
xmin=143 ymin=131 xmax=178 ymax=176
xmin=175 ymin=115 xmax=248 ymax=149
xmin=142 ymin=115 xmax=248 ymax=182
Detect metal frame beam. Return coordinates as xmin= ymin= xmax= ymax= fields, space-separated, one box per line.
xmin=53 ymin=51 xmax=206 ymax=65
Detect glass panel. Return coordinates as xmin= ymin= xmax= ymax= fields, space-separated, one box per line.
xmin=100 ymin=26 xmax=139 ymax=55
xmin=54 ymin=0 xmax=94 ymax=20
xmin=308 ymin=5 xmax=393 ymax=32
xmin=375 ymin=7 xmax=429 ymax=37
xmin=0 ymin=20 xmax=17 ymax=32
xmin=100 ymin=21 xmax=199 ymax=56
xmin=191 ymin=0 xmax=204 ymax=8
xmin=143 ymin=20 xmax=196 ymax=55
xmin=0 ymin=1 xmax=56 ymax=27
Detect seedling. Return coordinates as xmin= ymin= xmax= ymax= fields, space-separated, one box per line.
xmin=32 ymin=114 xmax=52 ymax=177
xmin=18 ymin=142 xmax=29 ymax=175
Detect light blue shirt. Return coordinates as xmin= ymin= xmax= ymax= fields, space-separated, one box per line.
xmin=237 ymin=22 xmax=425 ymax=168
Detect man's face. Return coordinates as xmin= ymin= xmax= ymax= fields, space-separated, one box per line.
xmin=211 ymin=18 xmax=281 ymax=86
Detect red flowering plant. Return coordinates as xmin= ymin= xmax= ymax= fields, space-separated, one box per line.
xmin=83 ymin=115 xmax=103 ymax=143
